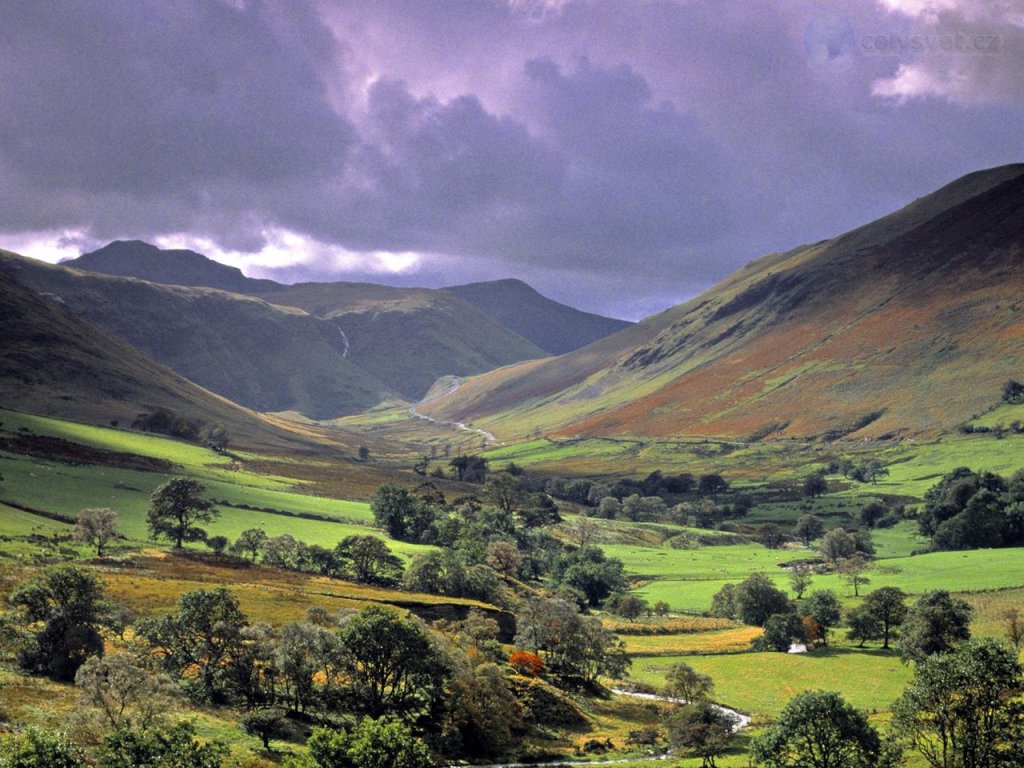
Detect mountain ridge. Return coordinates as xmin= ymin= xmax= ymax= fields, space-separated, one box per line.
xmin=416 ymin=163 xmax=1024 ymax=441
xmin=64 ymin=241 xmax=632 ymax=356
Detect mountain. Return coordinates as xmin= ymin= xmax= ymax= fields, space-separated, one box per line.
xmin=416 ymin=163 xmax=1024 ymax=441
xmin=444 ymin=279 xmax=631 ymax=355
xmin=0 ymin=254 xmax=314 ymax=451
xmin=65 ymin=240 xmax=278 ymax=293
xmin=0 ymin=252 xmax=549 ymax=417
xmin=65 ymin=241 xmax=630 ymax=356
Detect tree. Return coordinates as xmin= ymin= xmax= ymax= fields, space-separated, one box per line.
xmin=709 ymin=583 xmax=737 ymax=619
xmin=859 ymin=502 xmax=887 ymax=529
xmin=899 ymin=590 xmax=972 ymax=663
xmin=485 ymin=540 xmax=522 ymax=578
xmin=305 ymin=717 xmax=435 ymax=768
xmin=846 ymin=605 xmax=883 ymax=648
xmin=74 ymin=508 xmax=119 ymax=556
xmin=483 ymin=473 xmax=527 ymax=517
xmin=1004 ymin=608 xmax=1024 ymax=651
xmin=241 ymin=708 xmax=288 ymax=751
xmin=803 ymin=473 xmax=828 ymax=498
xmin=611 ymin=594 xmax=648 ymax=622
xmin=804 ymin=590 xmax=842 ymax=646
xmin=751 ymin=691 xmax=883 ymax=768
xmin=147 ymin=477 xmax=216 ymax=549
xmin=667 ymin=701 xmax=737 ymax=768
xmin=820 ymin=528 xmax=857 ymax=562
xmin=788 ymin=564 xmax=814 ymax=599
xmin=556 ymin=545 xmax=626 ymax=607
xmin=698 ymin=473 xmax=729 ymax=496
xmin=97 ymin=722 xmax=227 ymax=768
xmin=733 ymin=573 xmax=791 ymax=627
xmin=231 ymin=528 xmax=267 ymax=562
xmin=137 ymin=587 xmax=247 ymax=703
xmin=75 ymin=653 xmax=178 ymax=732
xmin=334 ymin=535 xmax=403 ymax=586
xmin=837 ymin=554 xmax=872 ymax=597
xmin=0 ymin=728 xmax=86 ymax=768
xmin=199 ymin=423 xmax=230 ymax=453
xmin=662 ymin=661 xmax=714 ymax=703
xmin=758 ymin=523 xmax=785 ymax=550
xmin=568 ymin=513 xmax=599 ymax=549
xmin=370 ymin=484 xmax=435 ymax=543
xmin=357 ymin=445 xmax=370 ymax=461
xmin=514 ymin=598 xmax=630 ymax=684
xmin=654 ymin=600 xmax=671 ymax=617
xmin=204 ymin=535 xmax=229 ymax=555
xmin=336 ymin=605 xmax=446 ymax=718
xmin=860 ymin=587 xmax=907 ymax=649
xmin=891 ymin=638 xmax=1024 ymax=768
xmin=1003 ymin=379 xmax=1024 ymax=404
xmin=756 ymin=612 xmax=806 ymax=652
xmin=8 ymin=565 xmax=108 ymax=681
xmin=794 ymin=514 xmax=825 ymax=546
xmin=449 ymin=455 xmax=487 ymax=483
xmin=276 ymin=621 xmax=341 ymax=714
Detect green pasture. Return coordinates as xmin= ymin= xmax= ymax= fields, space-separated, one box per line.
xmin=630 ymin=646 xmax=913 ymax=719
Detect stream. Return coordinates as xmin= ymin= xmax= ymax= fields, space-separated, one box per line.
xmin=444 ymin=689 xmax=750 ymax=768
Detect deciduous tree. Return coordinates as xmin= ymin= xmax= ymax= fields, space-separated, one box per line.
xmin=147 ymin=477 xmax=216 ymax=549
xmin=751 ymin=691 xmax=882 ymax=768
xmin=899 ymin=590 xmax=972 ymax=663
xmin=74 ymin=508 xmax=119 ymax=556
xmin=892 ymin=638 xmax=1024 ymax=768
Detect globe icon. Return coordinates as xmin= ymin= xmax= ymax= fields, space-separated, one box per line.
xmin=805 ymin=14 xmax=856 ymax=72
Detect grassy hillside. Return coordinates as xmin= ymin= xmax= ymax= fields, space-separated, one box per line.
xmin=416 ymin=163 xmax=1024 ymax=442
xmin=446 ymin=278 xmax=632 ymax=354
xmin=0 ymin=263 xmax=330 ymax=453
xmin=0 ymin=251 xmax=394 ymax=417
xmin=264 ymin=281 xmax=549 ymax=398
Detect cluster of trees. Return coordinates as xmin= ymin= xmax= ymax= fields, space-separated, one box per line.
xmin=710 ymin=568 xmax=975 ymax=663
xmin=919 ymin=467 xmax=1024 ymax=551
xmin=130 ymin=409 xmax=230 ymax=451
xmin=0 ymin=565 xmax=634 ymax=766
xmin=752 ymin=635 xmax=1024 ymax=768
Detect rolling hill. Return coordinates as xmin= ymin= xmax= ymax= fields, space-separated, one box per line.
xmin=416 ymin=163 xmax=1024 ymax=441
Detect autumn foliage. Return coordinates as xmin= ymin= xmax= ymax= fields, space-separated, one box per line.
xmin=509 ymin=650 xmax=544 ymax=677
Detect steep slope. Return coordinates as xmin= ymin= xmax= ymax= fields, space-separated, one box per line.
xmin=418 ymin=163 xmax=1024 ymax=440
xmin=0 ymin=257 xmax=315 ymax=451
xmin=258 ymin=282 xmax=549 ymax=398
xmin=444 ymin=279 xmax=632 ymax=355
xmin=0 ymin=253 xmax=390 ymax=418
xmin=64 ymin=240 xmax=278 ymax=293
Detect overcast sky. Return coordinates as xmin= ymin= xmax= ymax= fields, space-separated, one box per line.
xmin=1 ymin=0 xmax=1022 ymax=319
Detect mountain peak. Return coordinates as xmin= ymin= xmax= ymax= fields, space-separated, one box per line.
xmin=65 ymin=240 xmax=277 ymax=292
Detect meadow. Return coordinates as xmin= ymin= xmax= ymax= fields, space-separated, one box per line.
xmin=3 ymin=407 xmax=1024 ymax=767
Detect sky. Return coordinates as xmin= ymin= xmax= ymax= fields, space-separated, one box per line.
xmin=1 ymin=1 xmax=1022 ymax=320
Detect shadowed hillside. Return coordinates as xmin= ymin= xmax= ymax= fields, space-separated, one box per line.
xmin=417 ymin=163 xmax=1024 ymax=441
xmin=0 ymin=258 xmax=319 ymax=452
xmin=445 ymin=278 xmax=632 ymax=354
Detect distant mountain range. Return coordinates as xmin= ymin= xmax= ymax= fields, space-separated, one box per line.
xmin=417 ymin=163 xmax=1024 ymax=440
xmin=0 ymin=242 xmax=629 ymax=419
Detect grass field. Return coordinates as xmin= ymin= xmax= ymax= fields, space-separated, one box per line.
xmin=629 ymin=645 xmax=913 ymax=719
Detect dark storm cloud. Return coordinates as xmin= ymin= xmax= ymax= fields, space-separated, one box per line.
xmin=1 ymin=0 xmax=1022 ymax=318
